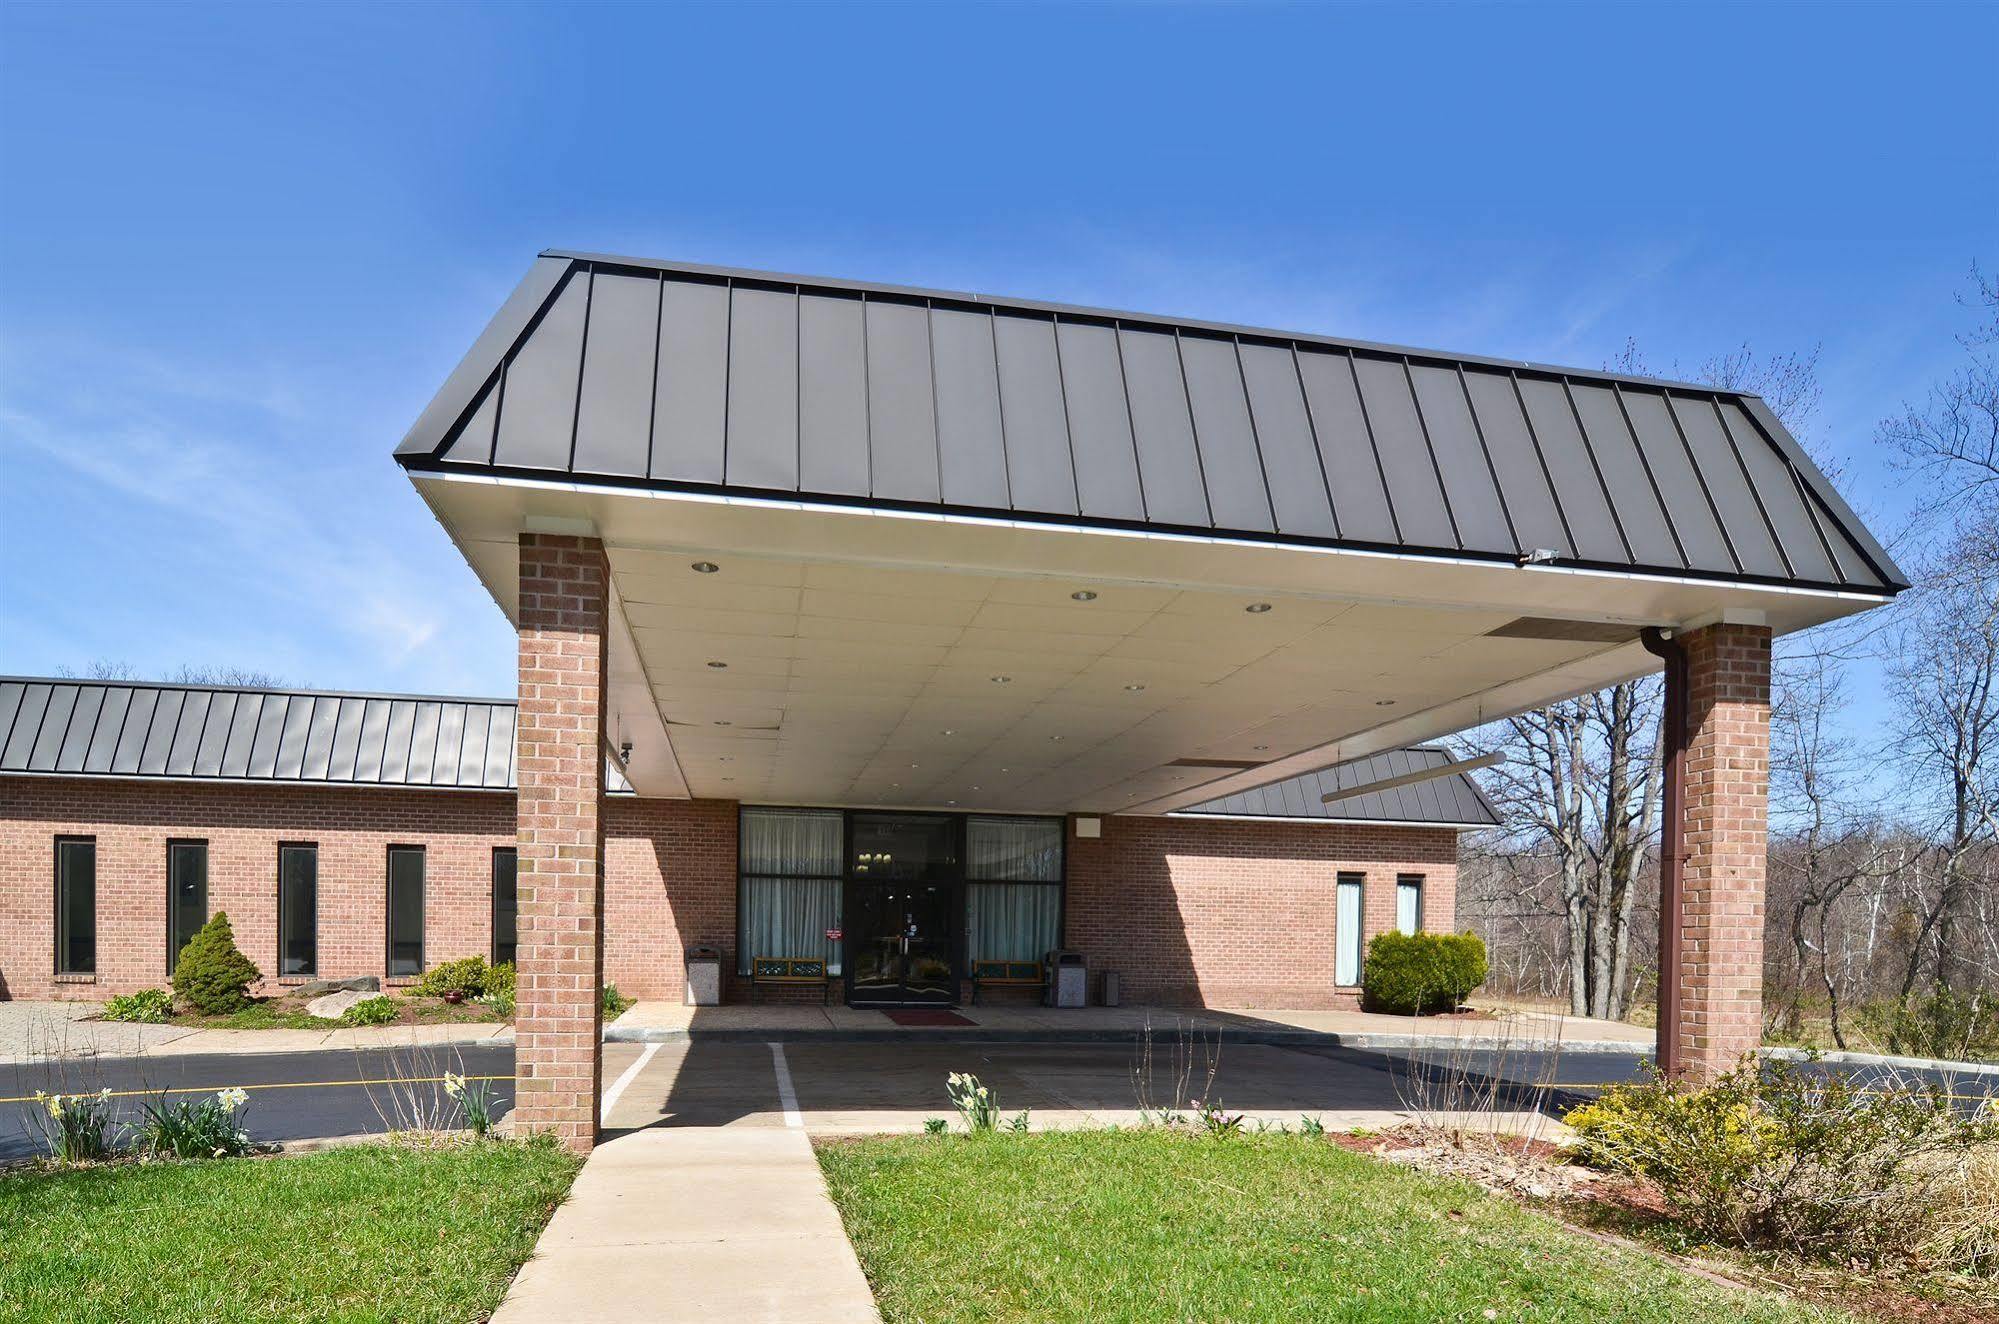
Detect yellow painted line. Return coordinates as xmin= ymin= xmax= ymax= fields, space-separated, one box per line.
xmin=1542 ymin=1082 xmax=1994 ymax=1102
xmin=0 ymin=1074 xmax=513 ymax=1106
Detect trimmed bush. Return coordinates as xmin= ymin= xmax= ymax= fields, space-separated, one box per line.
xmin=103 ymin=988 xmax=174 ymax=1023
xmin=482 ymin=961 xmax=517 ymax=1017
xmin=412 ymin=955 xmax=490 ymax=1000
xmin=342 ymin=995 xmax=397 ymax=1027
xmin=1360 ymin=931 xmax=1487 ymax=1015
xmin=601 ymin=985 xmax=633 ymax=1018
xmin=171 ymin=912 xmax=263 ymax=1015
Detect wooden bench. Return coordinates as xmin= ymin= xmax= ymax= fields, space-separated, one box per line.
xmin=969 ymin=959 xmax=1045 ymax=1004
xmin=749 ymin=956 xmax=834 ymax=1004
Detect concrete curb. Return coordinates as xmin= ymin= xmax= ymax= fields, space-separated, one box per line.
xmin=1759 ymin=1045 xmax=1999 ymax=1077
xmin=601 ymin=1024 xmax=1653 ymax=1054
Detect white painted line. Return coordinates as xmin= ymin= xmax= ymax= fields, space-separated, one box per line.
xmin=769 ymin=1041 xmax=803 ymax=1129
xmin=599 ymin=1041 xmax=660 ymax=1123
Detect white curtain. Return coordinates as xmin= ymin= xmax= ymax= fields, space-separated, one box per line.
xmin=967 ymin=883 xmax=1061 ymax=964
xmin=740 ymin=809 xmax=843 ymax=973
xmin=740 ymin=877 xmax=842 ymax=973
xmin=740 ymin=808 xmax=842 ymax=874
xmin=1336 ymin=879 xmax=1364 ymax=986
xmin=966 ymin=816 xmax=1062 ymax=881
xmin=1396 ymin=878 xmax=1422 ymax=935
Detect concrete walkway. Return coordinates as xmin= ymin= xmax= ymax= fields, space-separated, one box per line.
xmin=608 ymin=999 xmax=1655 ymax=1052
xmin=492 ymin=1125 xmax=878 ymax=1324
xmin=0 ymin=1000 xmax=512 ymax=1064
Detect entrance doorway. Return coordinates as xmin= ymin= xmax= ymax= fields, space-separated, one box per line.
xmin=846 ymin=813 xmax=960 ymax=1006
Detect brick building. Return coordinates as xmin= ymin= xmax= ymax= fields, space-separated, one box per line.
xmin=0 ymin=678 xmax=1487 ymax=1010
xmin=5 ymin=251 xmax=1905 ymax=1147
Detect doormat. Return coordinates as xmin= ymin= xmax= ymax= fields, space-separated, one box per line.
xmin=882 ymin=1008 xmax=977 ymax=1027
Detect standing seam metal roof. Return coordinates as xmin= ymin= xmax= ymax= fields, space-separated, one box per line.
xmin=396 ymin=251 xmax=1904 ymax=596
xmin=1176 ymin=747 xmax=1500 ymax=827
xmin=1 ymin=677 xmax=1473 ymax=823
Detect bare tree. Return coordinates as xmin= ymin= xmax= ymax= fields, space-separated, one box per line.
xmin=55 ymin=660 xmax=287 ymax=688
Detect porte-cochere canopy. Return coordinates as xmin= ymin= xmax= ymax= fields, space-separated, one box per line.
xmin=396 ymin=252 xmax=1903 ymax=816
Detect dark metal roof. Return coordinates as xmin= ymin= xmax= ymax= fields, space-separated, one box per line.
xmin=1176 ymin=747 xmax=1500 ymax=828
xmin=397 ymin=251 xmax=1904 ymax=596
xmin=0 ymin=678 xmax=519 ymax=791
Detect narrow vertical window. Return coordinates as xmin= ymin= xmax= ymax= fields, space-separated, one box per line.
xmin=1396 ymin=874 xmax=1424 ymax=936
xmin=1335 ymin=873 xmax=1365 ymax=986
xmin=279 ymin=844 xmax=318 ymax=976
xmin=387 ymin=846 xmax=425 ymax=977
xmin=56 ymin=837 xmax=96 ymax=975
xmin=168 ymin=841 xmax=209 ymax=974
xmin=492 ymin=847 xmax=518 ymax=967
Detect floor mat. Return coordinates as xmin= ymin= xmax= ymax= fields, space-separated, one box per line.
xmin=882 ymin=1008 xmax=978 ymax=1027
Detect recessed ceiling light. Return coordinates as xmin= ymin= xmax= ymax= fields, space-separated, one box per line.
xmin=1245 ymin=602 xmax=1272 ymax=614
xmin=990 ymin=675 xmax=1012 ymax=684
xmin=909 ymin=763 xmax=920 ymax=769
xmin=971 ymin=785 xmax=980 ymax=791
xmin=722 ymin=776 xmax=735 ymax=782
xmin=707 ymin=661 xmax=727 ymax=669
xmin=940 ymin=729 xmax=955 ymax=736
xmin=1000 ymin=767 xmax=1009 ymax=773
xmin=1375 ymin=699 xmax=1397 ymax=707
xmin=713 ymin=720 xmax=732 ymax=726
xmin=719 ymin=756 xmax=733 ymax=762
xmin=947 ymin=799 xmax=958 ymax=805
xmin=1071 ymin=590 xmax=1098 ymax=602
xmin=691 ymin=561 xmax=719 ymax=574
xmin=1124 ymin=684 xmax=1146 ymax=692
xmin=1252 ymin=744 xmax=1269 ymax=751
xmin=1049 ymin=735 xmax=1064 ymax=742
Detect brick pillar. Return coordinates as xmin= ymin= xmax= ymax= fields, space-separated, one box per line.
xmin=514 ymin=533 xmax=608 ymax=1151
xmin=1673 ymin=621 xmax=1772 ymax=1082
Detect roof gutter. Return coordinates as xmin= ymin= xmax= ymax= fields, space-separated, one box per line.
xmin=1640 ymin=625 xmax=1686 ymax=1079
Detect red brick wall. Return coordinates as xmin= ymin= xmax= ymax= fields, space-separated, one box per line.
xmin=0 ymin=775 xmax=741 ymax=1003
xmin=3 ymin=782 xmax=1461 ymax=1012
xmin=1065 ymin=815 xmax=1460 ymax=1008
xmin=1675 ymin=621 xmax=1772 ymax=1081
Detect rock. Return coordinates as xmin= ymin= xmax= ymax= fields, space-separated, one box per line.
xmin=306 ymin=990 xmax=371 ymax=1020
xmin=296 ymin=976 xmax=379 ymax=997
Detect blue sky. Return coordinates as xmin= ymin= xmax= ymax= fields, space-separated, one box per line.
xmin=2 ymin=1 xmax=1991 ymax=735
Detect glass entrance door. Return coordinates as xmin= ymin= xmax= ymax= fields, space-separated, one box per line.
xmin=847 ymin=881 xmax=957 ymax=1005
xmin=846 ymin=813 xmax=960 ymax=1005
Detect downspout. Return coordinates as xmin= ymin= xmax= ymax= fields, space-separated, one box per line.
xmin=1640 ymin=626 xmax=1686 ymax=1080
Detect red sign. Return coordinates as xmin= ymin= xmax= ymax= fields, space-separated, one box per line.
xmin=825 ymin=928 xmax=843 ymax=941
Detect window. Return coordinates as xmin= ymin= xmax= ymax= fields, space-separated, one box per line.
xmin=1335 ymin=873 xmax=1365 ymax=986
xmin=168 ymin=841 xmax=208 ymax=974
xmin=279 ymin=844 xmax=318 ymax=976
xmin=965 ymin=816 xmax=1064 ymax=964
xmin=387 ymin=846 xmax=425 ymax=977
xmin=1396 ymin=874 xmax=1424 ymax=936
xmin=492 ymin=848 xmax=518 ymax=966
xmin=56 ymin=837 xmax=96 ymax=975
xmin=738 ymin=809 xmax=842 ymax=975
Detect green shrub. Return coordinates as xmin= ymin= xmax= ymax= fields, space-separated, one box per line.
xmin=482 ymin=962 xmax=516 ymax=1017
xmin=1565 ymin=1056 xmax=1996 ymax=1265
xmin=103 ymin=988 xmax=174 ymax=1023
xmin=171 ymin=913 xmax=263 ymax=1015
xmin=412 ymin=955 xmax=491 ymax=1000
xmin=341 ymin=995 xmax=397 ymax=1027
xmin=601 ymin=985 xmax=632 ymax=1017
xmin=1360 ymin=931 xmax=1487 ymax=1015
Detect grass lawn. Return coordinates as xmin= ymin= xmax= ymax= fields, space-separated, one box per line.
xmin=818 ymin=1130 xmax=1850 ymax=1323
xmin=0 ymin=1141 xmax=578 ymax=1323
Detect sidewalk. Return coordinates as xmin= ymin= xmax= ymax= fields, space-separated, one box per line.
xmin=0 ymin=1001 xmax=512 ymax=1064
xmin=492 ymin=1126 xmax=878 ymax=1324
xmin=606 ymin=1000 xmax=1656 ymax=1052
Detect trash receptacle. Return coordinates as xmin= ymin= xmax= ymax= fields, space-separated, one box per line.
xmin=1044 ymin=950 xmax=1087 ymax=1008
xmin=684 ymin=944 xmax=721 ymax=1006
xmin=1100 ymin=970 xmax=1121 ymax=1008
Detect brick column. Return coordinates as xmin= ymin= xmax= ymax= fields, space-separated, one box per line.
xmin=514 ymin=533 xmax=608 ymax=1151
xmin=1673 ymin=621 xmax=1772 ymax=1082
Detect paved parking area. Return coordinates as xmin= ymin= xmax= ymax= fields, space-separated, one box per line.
xmin=596 ymin=1037 xmax=1612 ymax=1136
